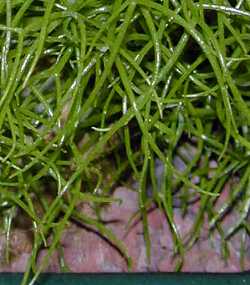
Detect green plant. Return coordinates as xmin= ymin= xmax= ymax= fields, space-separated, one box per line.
xmin=0 ymin=0 xmax=250 ymax=284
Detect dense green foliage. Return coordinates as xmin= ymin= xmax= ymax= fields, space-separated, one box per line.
xmin=0 ymin=0 xmax=250 ymax=283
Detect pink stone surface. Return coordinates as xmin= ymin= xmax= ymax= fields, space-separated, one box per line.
xmin=0 ymin=186 xmax=249 ymax=273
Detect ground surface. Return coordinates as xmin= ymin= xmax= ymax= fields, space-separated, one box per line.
xmin=0 ymin=187 xmax=249 ymax=273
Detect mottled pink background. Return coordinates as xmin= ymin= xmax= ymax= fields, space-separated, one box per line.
xmin=0 ymin=187 xmax=249 ymax=273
